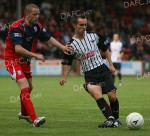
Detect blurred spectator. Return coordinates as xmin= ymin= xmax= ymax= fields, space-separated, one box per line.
xmin=0 ymin=40 xmax=5 ymax=60
xmin=0 ymin=0 xmax=150 ymax=60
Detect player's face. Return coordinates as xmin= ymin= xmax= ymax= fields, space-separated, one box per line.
xmin=113 ymin=34 xmax=119 ymax=41
xmin=74 ymin=18 xmax=87 ymax=35
xmin=27 ymin=8 xmax=40 ymax=25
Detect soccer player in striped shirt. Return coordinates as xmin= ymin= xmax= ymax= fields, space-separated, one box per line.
xmin=60 ymin=15 xmax=122 ymax=128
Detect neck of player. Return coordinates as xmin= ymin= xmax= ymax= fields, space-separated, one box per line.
xmin=74 ymin=32 xmax=85 ymax=39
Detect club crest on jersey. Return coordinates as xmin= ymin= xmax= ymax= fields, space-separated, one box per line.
xmin=14 ymin=33 xmax=22 ymax=37
xmin=17 ymin=70 xmax=22 ymax=75
xmin=104 ymin=40 xmax=109 ymax=45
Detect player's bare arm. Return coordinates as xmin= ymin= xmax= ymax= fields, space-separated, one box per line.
xmin=47 ymin=37 xmax=73 ymax=55
xmin=15 ymin=45 xmax=45 ymax=62
xmin=59 ymin=65 xmax=71 ymax=86
xmin=117 ymin=52 xmax=124 ymax=60
xmin=104 ymin=49 xmax=115 ymax=73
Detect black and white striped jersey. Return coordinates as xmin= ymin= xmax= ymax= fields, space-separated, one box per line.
xmin=61 ymin=31 xmax=110 ymax=73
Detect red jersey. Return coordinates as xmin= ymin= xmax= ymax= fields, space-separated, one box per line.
xmin=5 ymin=18 xmax=51 ymax=60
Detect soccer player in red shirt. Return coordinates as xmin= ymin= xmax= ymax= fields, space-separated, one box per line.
xmin=4 ymin=4 xmax=72 ymax=127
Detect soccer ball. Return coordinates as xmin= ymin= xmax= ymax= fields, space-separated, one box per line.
xmin=126 ymin=112 xmax=144 ymax=130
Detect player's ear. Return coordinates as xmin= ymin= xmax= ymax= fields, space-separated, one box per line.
xmin=72 ymin=23 xmax=77 ymax=28
xmin=25 ymin=12 xmax=29 ymax=18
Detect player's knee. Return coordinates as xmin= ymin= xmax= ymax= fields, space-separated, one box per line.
xmin=92 ymin=92 xmax=102 ymax=100
xmin=89 ymin=88 xmax=102 ymax=100
xmin=20 ymin=87 xmax=31 ymax=100
xmin=83 ymin=83 xmax=89 ymax=92
xmin=107 ymin=90 xmax=116 ymax=102
xmin=17 ymin=78 xmax=29 ymax=89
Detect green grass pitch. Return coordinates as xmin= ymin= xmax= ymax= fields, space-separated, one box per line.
xmin=0 ymin=76 xmax=150 ymax=136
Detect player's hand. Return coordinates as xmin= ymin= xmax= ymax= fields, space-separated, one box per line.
xmin=35 ymin=54 xmax=45 ymax=62
xmin=59 ymin=79 xmax=67 ymax=86
xmin=109 ymin=65 xmax=115 ymax=74
xmin=63 ymin=44 xmax=74 ymax=55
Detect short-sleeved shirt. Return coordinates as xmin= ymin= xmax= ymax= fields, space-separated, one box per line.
xmin=61 ymin=31 xmax=110 ymax=73
xmin=5 ymin=18 xmax=51 ymax=60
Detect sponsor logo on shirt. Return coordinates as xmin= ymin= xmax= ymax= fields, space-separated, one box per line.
xmin=14 ymin=33 xmax=22 ymax=37
xmin=82 ymin=51 xmax=95 ymax=60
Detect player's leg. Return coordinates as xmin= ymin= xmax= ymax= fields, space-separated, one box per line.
xmin=116 ymin=63 xmax=122 ymax=86
xmin=18 ymin=78 xmax=33 ymax=120
xmin=18 ymin=64 xmax=34 ymax=120
xmin=84 ymin=65 xmax=121 ymax=127
xmin=103 ymin=67 xmax=121 ymax=121
xmin=107 ymin=90 xmax=122 ymax=126
xmin=5 ymin=61 xmax=31 ymax=119
xmin=85 ymin=83 xmax=114 ymax=119
xmin=6 ymin=61 xmax=45 ymax=126
xmin=117 ymin=69 xmax=122 ymax=86
xmin=19 ymin=78 xmax=33 ymax=118
xmin=101 ymin=64 xmax=122 ymax=127
xmin=17 ymin=77 xmax=31 ymax=122
xmin=21 ymin=63 xmax=45 ymax=127
xmin=107 ymin=90 xmax=119 ymax=120
xmin=27 ymin=78 xmax=33 ymax=93
xmin=17 ymin=77 xmax=45 ymax=126
xmin=83 ymin=83 xmax=121 ymax=128
xmin=17 ymin=77 xmax=37 ymax=123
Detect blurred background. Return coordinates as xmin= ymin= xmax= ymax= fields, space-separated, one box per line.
xmin=0 ymin=0 xmax=150 ymax=75
xmin=0 ymin=1 xmax=150 ymax=135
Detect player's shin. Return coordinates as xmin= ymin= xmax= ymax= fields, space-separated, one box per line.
xmin=20 ymin=94 xmax=28 ymax=116
xmin=96 ymin=98 xmax=114 ymax=119
xmin=110 ymin=98 xmax=119 ymax=119
xmin=20 ymin=87 xmax=37 ymax=122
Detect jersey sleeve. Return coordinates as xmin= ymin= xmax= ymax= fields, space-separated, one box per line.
xmin=39 ymin=27 xmax=51 ymax=41
xmin=61 ymin=39 xmax=75 ymax=65
xmin=120 ymin=43 xmax=124 ymax=53
xmin=95 ymin=33 xmax=110 ymax=52
xmin=9 ymin=28 xmax=23 ymax=46
xmin=61 ymin=53 xmax=75 ymax=65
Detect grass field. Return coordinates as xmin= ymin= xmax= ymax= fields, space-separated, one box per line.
xmin=0 ymin=76 xmax=150 ymax=136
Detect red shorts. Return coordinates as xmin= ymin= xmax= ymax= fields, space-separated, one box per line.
xmin=5 ymin=59 xmax=32 ymax=81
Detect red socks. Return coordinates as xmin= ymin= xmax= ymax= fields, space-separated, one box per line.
xmin=20 ymin=87 xmax=37 ymax=122
xmin=20 ymin=96 xmax=28 ymax=116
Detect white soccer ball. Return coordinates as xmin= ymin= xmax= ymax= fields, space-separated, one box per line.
xmin=126 ymin=112 xmax=144 ymax=130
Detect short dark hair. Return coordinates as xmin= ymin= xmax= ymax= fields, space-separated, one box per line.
xmin=71 ymin=14 xmax=87 ymax=24
xmin=24 ymin=4 xmax=39 ymax=14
